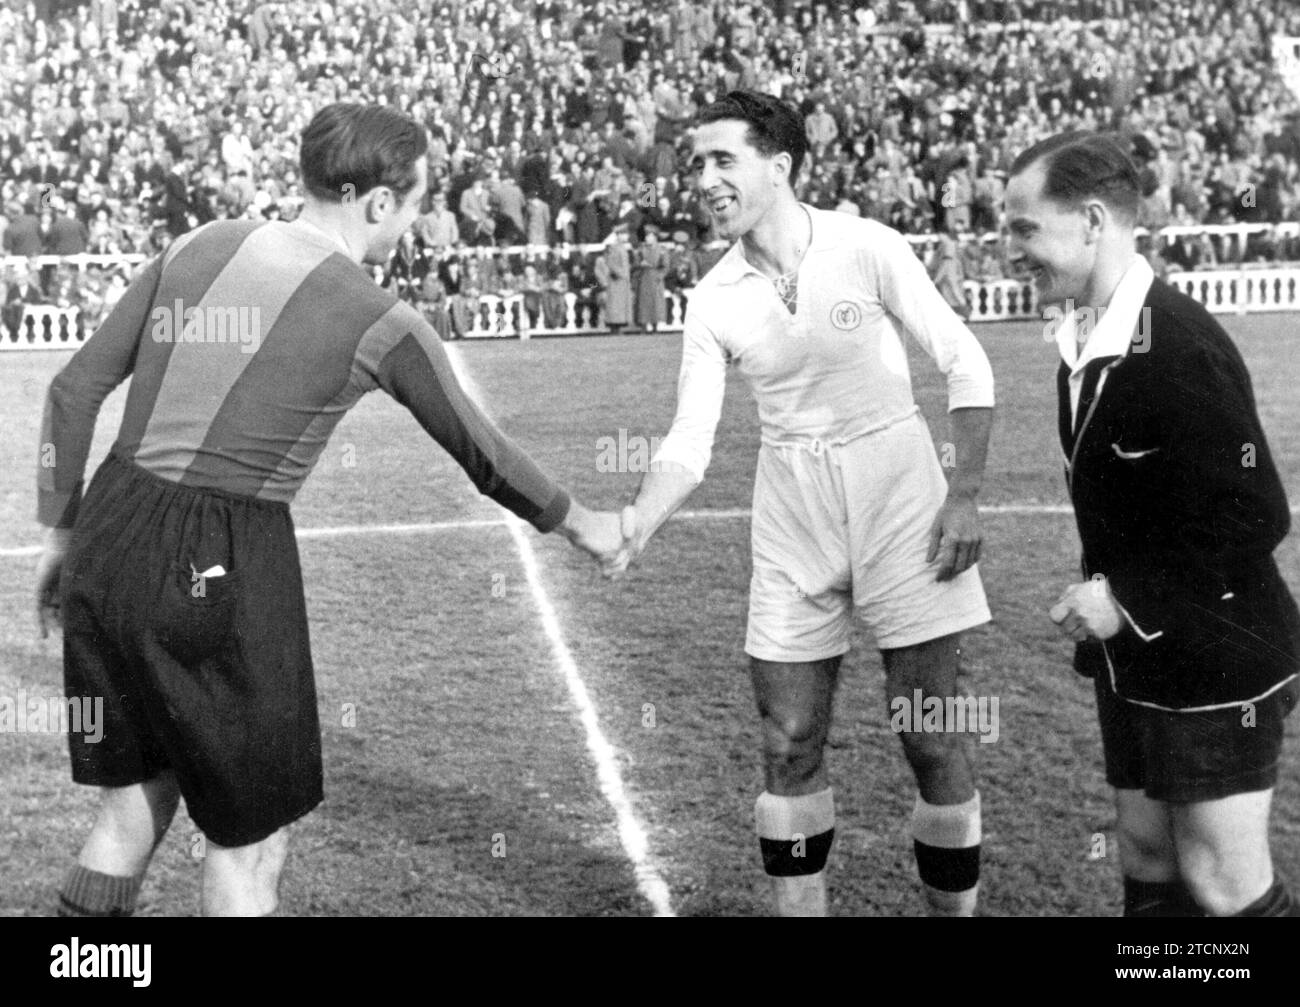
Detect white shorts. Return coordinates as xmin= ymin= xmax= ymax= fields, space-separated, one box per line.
xmin=745 ymin=410 xmax=991 ymax=662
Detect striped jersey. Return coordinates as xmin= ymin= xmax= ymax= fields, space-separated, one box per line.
xmin=38 ymin=218 xmax=569 ymax=531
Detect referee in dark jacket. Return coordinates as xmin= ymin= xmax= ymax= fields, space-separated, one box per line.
xmin=1005 ymin=131 xmax=1300 ymax=917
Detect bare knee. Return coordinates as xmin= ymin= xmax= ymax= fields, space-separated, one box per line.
xmin=81 ymin=775 xmax=181 ymax=875
xmin=897 ymin=728 xmax=963 ymax=776
xmin=761 ymin=711 xmax=826 ymax=792
xmin=1171 ymin=793 xmax=1273 ymax=915
xmin=751 ymin=658 xmax=838 ymax=794
xmin=1178 ymin=842 xmax=1270 ymax=916
xmin=1118 ymin=821 xmax=1176 ymax=878
xmin=1114 ymin=793 xmax=1177 ymax=881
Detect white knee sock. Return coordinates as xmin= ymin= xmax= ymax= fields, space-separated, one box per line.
xmin=755 ymin=788 xmax=835 ymax=917
xmin=911 ymin=791 xmax=981 ymax=917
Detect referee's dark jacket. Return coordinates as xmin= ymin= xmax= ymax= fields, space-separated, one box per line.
xmin=1063 ymin=278 xmax=1300 ymax=710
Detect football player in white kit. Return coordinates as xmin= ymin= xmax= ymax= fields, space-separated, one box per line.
xmin=612 ymin=91 xmax=996 ymax=916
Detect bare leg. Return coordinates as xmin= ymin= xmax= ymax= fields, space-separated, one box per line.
xmin=750 ymin=656 xmax=841 ymax=916
xmin=883 ymin=633 xmax=980 ymax=915
xmin=1172 ymin=789 xmax=1275 ymax=916
xmin=78 ymin=772 xmax=181 ymax=875
xmin=201 ymin=827 xmax=291 ymax=917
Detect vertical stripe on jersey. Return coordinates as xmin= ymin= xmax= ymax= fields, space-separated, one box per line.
xmin=185 ymin=255 xmax=397 ymax=498
xmin=114 ymin=221 xmax=264 ymax=460
xmin=133 ymin=224 xmax=340 ymax=482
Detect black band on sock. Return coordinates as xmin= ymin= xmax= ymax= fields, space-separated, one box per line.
xmin=913 ymin=840 xmax=980 ymax=892
xmin=1232 ymin=881 xmax=1298 ymax=917
xmin=1122 ymin=877 xmax=1204 ymax=917
xmin=759 ymin=827 xmax=834 ymax=877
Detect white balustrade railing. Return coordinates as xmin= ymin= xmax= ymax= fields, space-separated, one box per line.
xmin=1165 ymin=268 xmax=1300 ymax=313
xmin=962 ymin=279 xmax=1038 ymax=322
xmin=9 ymin=240 xmax=1300 ymax=350
xmin=459 ymin=290 xmax=690 ymax=339
xmin=5 ymin=305 xmax=83 ymax=347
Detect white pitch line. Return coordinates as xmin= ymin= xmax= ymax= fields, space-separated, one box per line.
xmin=501 ymin=510 xmax=675 ymax=916
xmin=443 ymin=343 xmax=676 ymax=918
xmin=5 ymin=504 xmax=1300 ymax=558
xmin=297 ymin=518 xmax=506 ymax=537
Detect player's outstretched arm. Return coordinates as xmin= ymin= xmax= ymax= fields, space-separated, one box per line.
xmin=606 ymin=461 xmax=700 ymax=576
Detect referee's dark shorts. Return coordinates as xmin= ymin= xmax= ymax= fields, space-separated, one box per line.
xmin=60 ymin=450 xmax=324 ymax=848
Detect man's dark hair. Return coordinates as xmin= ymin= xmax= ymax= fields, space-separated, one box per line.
xmin=696 ymin=89 xmax=809 ymax=187
xmin=1009 ymin=131 xmax=1140 ymax=223
xmin=300 ymin=103 xmax=428 ymax=205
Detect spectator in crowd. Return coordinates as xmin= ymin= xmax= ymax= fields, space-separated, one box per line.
xmin=928 ymin=217 xmax=971 ymax=320
xmin=942 ymin=156 xmax=974 ymax=233
xmin=665 ymin=233 xmax=699 ymax=293
xmin=806 ymin=101 xmax=839 ymax=157
xmin=459 ymin=176 xmax=495 ymax=247
xmin=449 ymin=282 xmax=479 ymax=339
xmin=595 ymin=224 xmax=633 ymax=334
xmin=383 ymin=231 xmax=425 ymax=303
xmin=524 ymin=190 xmax=552 ymax=246
xmin=520 ymin=262 xmax=544 ymax=327
xmin=5 ymin=201 xmax=43 ymax=260
xmin=44 ymin=197 xmax=88 ymax=257
xmin=633 ymin=223 xmax=668 ymax=332
xmin=491 ymin=168 xmax=527 ymax=246
xmin=5 ymin=0 xmax=1300 ymax=329
xmin=418 ymin=274 xmax=454 ymax=340
xmin=542 ymin=271 xmax=570 ymax=330
xmin=415 ymin=191 xmax=460 ymax=249
xmin=971 ymin=165 xmax=1004 ymax=234
xmin=3 ymin=264 xmax=45 ymax=338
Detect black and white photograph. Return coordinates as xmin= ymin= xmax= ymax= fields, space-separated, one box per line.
xmin=1 ymin=0 xmax=1298 ymax=951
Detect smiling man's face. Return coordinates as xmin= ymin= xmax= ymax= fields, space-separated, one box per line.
xmin=689 ymin=118 xmax=786 ymax=241
xmin=1004 ymin=161 xmax=1096 ymax=309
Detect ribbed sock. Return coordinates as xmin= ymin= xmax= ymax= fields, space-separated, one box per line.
xmin=58 ymin=864 xmax=144 ymax=917
xmin=1123 ymin=876 xmax=1204 ymax=917
xmin=911 ymin=791 xmax=981 ymax=916
xmin=754 ymin=788 xmax=835 ymax=917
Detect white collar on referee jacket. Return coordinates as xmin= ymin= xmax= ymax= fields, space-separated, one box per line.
xmin=709 ymin=203 xmax=829 ymax=285
xmin=1055 ymin=253 xmax=1154 ymax=424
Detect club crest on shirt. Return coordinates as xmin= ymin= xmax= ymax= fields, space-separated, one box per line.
xmin=830 ymin=300 xmax=861 ymax=331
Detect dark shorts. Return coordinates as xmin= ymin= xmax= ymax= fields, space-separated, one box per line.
xmin=62 ymin=451 xmax=323 ymax=847
xmin=1095 ymin=672 xmax=1299 ymax=803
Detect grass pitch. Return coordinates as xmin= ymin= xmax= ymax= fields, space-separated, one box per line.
xmin=2 ymin=313 xmax=1298 ymax=916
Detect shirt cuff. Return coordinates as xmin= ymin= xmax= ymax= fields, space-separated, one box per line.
xmin=945 ymin=381 xmax=996 ymax=412
xmin=531 ymin=488 xmax=571 ymax=534
xmin=648 ymin=444 xmax=705 ymax=484
xmin=37 ymin=487 xmax=80 ymax=529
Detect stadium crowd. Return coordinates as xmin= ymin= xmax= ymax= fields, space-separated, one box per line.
xmin=5 ymin=0 xmax=1300 ymax=336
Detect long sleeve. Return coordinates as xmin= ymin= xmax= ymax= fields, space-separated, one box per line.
xmin=862 ymin=225 xmax=994 ymax=411
xmin=649 ymin=308 xmax=727 ymax=482
xmin=360 ymin=309 xmax=570 ymax=532
xmin=37 ymin=254 xmax=163 ymax=527
xmin=1104 ymin=333 xmax=1290 ymax=640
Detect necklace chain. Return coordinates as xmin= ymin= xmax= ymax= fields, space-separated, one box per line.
xmin=764 ymin=208 xmax=811 ymax=309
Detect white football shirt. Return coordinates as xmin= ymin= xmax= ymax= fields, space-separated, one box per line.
xmin=652 ymin=205 xmax=996 ymax=481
